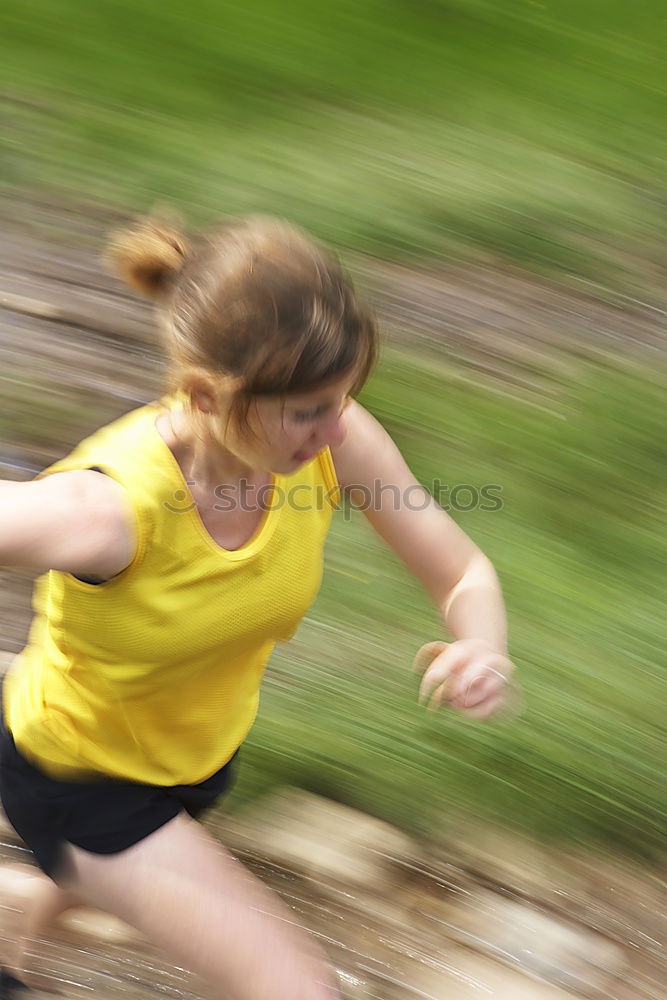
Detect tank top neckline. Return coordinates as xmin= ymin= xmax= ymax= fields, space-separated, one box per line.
xmin=149 ymin=395 xmax=284 ymax=562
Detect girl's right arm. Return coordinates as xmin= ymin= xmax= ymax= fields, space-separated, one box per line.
xmin=0 ymin=470 xmax=136 ymax=578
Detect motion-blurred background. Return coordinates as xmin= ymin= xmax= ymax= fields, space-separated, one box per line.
xmin=1 ymin=0 xmax=665 ymax=867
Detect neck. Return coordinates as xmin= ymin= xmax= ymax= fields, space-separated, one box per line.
xmin=160 ymin=404 xmax=268 ymax=497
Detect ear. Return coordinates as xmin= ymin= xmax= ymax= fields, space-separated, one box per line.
xmin=192 ymin=386 xmax=216 ymax=415
xmin=183 ymin=370 xmax=219 ymax=416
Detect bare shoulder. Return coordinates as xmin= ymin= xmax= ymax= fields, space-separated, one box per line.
xmin=330 ymin=404 xmax=481 ymax=605
xmin=331 ymin=400 xmax=412 ymax=493
xmin=0 ymin=469 xmax=136 ymax=578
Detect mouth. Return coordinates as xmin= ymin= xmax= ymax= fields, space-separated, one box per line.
xmin=293 ymin=450 xmax=317 ymax=463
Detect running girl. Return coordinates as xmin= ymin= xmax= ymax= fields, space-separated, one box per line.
xmin=0 ymin=215 xmax=516 ymax=999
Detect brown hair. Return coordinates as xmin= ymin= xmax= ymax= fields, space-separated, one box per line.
xmin=106 ymin=214 xmax=378 ymax=430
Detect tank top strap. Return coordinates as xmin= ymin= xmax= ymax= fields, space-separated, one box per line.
xmin=317 ymin=447 xmax=341 ymax=509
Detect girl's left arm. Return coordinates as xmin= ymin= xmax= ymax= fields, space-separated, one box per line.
xmin=331 ymin=401 xmax=518 ymax=720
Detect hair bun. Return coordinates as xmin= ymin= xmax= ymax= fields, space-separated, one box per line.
xmin=106 ymin=215 xmax=190 ymax=299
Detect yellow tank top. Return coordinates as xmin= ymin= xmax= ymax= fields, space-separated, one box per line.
xmin=3 ymin=396 xmax=339 ymax=785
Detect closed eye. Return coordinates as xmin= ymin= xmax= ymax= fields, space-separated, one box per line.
xmin=293 ymin=405 xmax=328 ymax=423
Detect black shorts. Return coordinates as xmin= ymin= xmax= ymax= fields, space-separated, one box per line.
xmin=0 ymin=690 xmax=237 ymax=882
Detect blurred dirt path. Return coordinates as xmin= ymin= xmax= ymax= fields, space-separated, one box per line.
xmin=0 ymin=784 xmax=664 ymax=1000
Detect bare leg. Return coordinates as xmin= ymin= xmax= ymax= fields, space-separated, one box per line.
xmin=6 ymin=878 xmax=84 ymax=985
xmin=59 ymin=812 xmax=341 ymax=1000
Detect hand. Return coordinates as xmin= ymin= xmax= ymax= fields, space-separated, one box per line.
xmin=412 ymin=639 xmax=521 ymax=720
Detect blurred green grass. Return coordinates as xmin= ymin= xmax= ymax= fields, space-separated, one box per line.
xmin=2 ymin=0 xmax=665 ymax=290
xmin=235 ymin=351 xmax=666 ymax=859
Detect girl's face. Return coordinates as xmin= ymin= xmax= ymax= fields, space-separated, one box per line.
xmin=225 ymin=372 xmax=355 ymax=475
